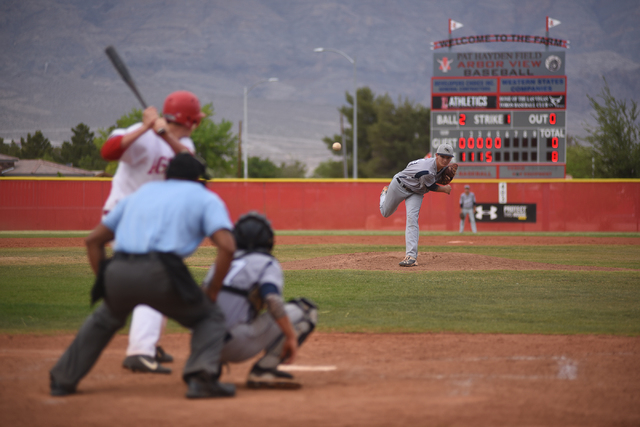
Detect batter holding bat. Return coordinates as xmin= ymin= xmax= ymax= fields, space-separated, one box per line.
xmin=379 ymin=143 xmax=458 ymax=267
xmin=100 ymin=90 xmax=205 ymax=373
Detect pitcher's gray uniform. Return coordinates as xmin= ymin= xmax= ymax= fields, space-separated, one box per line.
xmin=459 ymin=185 xmax=477 ymax=233
xmin=380 ymin=144 xmax=454 ymax=266
xmin=204 ymin=213 xmax=317 ymax=388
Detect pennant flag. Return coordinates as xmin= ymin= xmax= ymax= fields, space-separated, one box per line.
xmin=547 ymin=16 xmax=561 ymax=30
xmin=449 ymin=19 xmax=464 ymax=34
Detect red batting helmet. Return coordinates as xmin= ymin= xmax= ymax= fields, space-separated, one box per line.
xmin=163 ymin=91 xmax=206 ymax=128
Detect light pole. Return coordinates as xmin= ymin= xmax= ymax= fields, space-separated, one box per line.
xmin=314 ymin=47 xmax=358 ymax=179
xmin=243 ymin=77 xmax=278 ymax=179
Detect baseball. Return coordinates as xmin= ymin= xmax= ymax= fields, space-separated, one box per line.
xmin=332 ymin=142 xmax=342 ymax=151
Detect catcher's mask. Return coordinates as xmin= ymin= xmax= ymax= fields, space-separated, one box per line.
xmin=233 ymin=212 xmax=274 ymax=254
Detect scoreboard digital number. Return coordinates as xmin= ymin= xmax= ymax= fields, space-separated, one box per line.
xmin=432 ymin=110 xmax=566 ymax=163
xmin=430 ymin=51 xmax=567 ymax=173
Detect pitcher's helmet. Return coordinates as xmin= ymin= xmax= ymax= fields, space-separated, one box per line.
xmin=163 ymin=91 xmax=206 ymax=128
xmin=233 ymin=212 xmax=274 ymax=254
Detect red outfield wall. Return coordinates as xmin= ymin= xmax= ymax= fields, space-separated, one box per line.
xmin=0 ymin=178 xmax=639 ymax=232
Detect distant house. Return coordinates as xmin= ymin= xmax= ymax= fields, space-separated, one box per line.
xmin=0 ymin=154 xmax=108 ymax=177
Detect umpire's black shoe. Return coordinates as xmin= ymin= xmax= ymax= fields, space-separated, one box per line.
xmin=155 ymin=346 xmax=174 ymax=363
xmin=185 ymin=375 xmax=236 ymax=399
xmin=247 ymin=366 xmax=301 ymax=390
xmin=122 ymin=355 xmax=172 ymax=374
xmin=50 ymin=374 xmax=76 ymax=396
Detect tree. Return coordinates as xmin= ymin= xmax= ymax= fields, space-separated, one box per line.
xmin=278 ymin=160 xmax=307 ymax=178
xmin=582 ymin=78 xmax=640 ymax=178
xmin=191 ymin=104 xmax=238 ymax=178
xmin=318 ymin=87 xmax=431 ymax=178
xmin=58 ymin=123 xmax=107 ymax=170
xmin=19 ymin=131 xmax=53 ymax=159
xmin=566 ymin=135 xmax=595 ymax=178
xmin=312 ymin=160 xmax=344 ymax=178
xmin=93 ymin=105 xmax=239 ymax=177
xmin=0 ymin=138 xmax=22 ymax=157
xmin=94 ymin=108 xmax=143 ymax=176
xmin=248 ymin=156 xmax=280 ymax=178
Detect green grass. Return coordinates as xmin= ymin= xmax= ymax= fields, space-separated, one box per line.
xmin=1 ymin=242 xmax=639 ymax=335
xmin=280 ymin=270 xmax=640 ymax=335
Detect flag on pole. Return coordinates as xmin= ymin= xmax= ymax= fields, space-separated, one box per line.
xmin=449 ymin=19 xmax=464 ymax=34
xmin=547 ymin=16 xmax=561 ymax=31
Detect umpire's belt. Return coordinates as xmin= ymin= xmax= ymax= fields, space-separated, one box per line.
xmin=113 ymin=251 xmax=159 ymax=261
xmin=396 ymin=177 xmax=412 ymax=192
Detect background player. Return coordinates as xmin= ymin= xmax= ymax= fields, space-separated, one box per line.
xmin=459 ymin=184 xmax=478 ymax=233
xmin=379 ymin=143 xmax=454 ymax=267
xmin=203 ymin=212 xmax=318 ymax=389
xmin=101 ymin=91 xmax=205 ymax=373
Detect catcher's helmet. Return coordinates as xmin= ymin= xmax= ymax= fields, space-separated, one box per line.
xmin=233 ymin=212 xmax=274 ymax=253
xmin=163 ymin=91 xmax=206 ymax=128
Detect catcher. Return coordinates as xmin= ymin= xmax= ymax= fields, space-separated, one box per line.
xmin=202 ymin=212 xmax=318 ymax=389
xmin=379 ymin=143 xmax=458 ymax=267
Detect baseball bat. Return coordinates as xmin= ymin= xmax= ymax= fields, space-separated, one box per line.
xmin=105 ymin=45 xmax=147 ymax=108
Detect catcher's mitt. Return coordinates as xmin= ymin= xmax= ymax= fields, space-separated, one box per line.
xmin=437 ymin=163 xmax=458 ymax=185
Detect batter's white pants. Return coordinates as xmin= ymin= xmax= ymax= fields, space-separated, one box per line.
xmin=459 ymin=208 xmax=477 ymax=233
xmin=126 ymin=305 xmax=166 ymax=357
xmin=380 ymin=176 xmax=424 ymax=259
xmin=220 ymin=303 xmax=305 ymax=368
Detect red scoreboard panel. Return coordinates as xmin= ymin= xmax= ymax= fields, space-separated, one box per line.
xmin=430 ymin=52 xmax=567 ymax=178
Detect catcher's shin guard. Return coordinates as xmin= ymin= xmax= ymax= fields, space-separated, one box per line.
xmin=288 ymin=297 xmax=318 ymax=346
xmin=255 ymin=298 xmax=318 ymax=369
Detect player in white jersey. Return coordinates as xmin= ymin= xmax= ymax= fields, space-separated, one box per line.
xmin=379 ymin=143 xmax=454 ymax=267
xmin=203 ymin=212 xmax=318 ymax=389
xmin=100 ymin=91 xmax=205 ymax=373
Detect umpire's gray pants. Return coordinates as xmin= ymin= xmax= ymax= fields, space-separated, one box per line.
xmin=380 ymin=176 xmax=424 ymax=259
xmin=50 ymin=257 xmax=227 ymax=389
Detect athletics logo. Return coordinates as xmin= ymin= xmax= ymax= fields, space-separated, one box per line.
xmin=437 ymin=57 xmax=452 ymax=73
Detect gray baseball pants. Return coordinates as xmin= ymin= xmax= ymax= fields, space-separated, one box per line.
xmin=50 ymin=256 xmax=227 ymax=389
xmin=459 ymin=208 xmax=477 ymax=233
xmin=380 ymin=176 xmax=424 ymax=259
xmin=221 ymin=303 xmax=307 ymax=369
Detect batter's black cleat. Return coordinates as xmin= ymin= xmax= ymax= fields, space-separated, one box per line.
xmin=247 ymin=366 xmax=301 ymax=390
xmin=122 ymin=355 xmax=171 ymax=374
xmin=185 ymin=375 xmax=236 ymax=399
xmin=155 ymin=346 xmax=174 ymax=363
xmin=50 ymin=374 xmax=76 ymax=396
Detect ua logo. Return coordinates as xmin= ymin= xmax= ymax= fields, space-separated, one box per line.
xmin=147 ymin=156 xmax=170 ymax=174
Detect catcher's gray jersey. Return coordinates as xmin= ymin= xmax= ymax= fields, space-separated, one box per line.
xmin=214 ymin=251 xmax=284 ymax=329
xmin=396 ymin=158 xmax=446 ymax=195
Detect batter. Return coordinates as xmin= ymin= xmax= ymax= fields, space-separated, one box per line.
xmin=100 ymin=91 xmax=204 ymax=373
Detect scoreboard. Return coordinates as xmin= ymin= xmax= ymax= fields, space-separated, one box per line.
xmin=430 ymin=51 xmax=567 ymax=177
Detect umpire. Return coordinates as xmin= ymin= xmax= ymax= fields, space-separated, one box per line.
xmin=49 ymin=153 xmax=237 ymax=399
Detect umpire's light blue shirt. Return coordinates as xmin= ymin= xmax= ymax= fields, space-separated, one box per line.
xmin=103 ymin=179 xmax=232 ymax=258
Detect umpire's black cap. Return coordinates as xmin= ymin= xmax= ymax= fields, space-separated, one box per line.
xmin=166 ymin=152 xmax=209 ymax=181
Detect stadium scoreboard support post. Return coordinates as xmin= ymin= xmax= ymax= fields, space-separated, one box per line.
xmin=431 ymin=51 xmax=567 ymax=179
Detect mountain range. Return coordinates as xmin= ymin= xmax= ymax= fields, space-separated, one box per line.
xmin=1 ymin=0 xmax=639 ymax=174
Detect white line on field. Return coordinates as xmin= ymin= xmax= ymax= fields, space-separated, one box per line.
xmin=279 ymin=365 xmax=337 ymax=372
